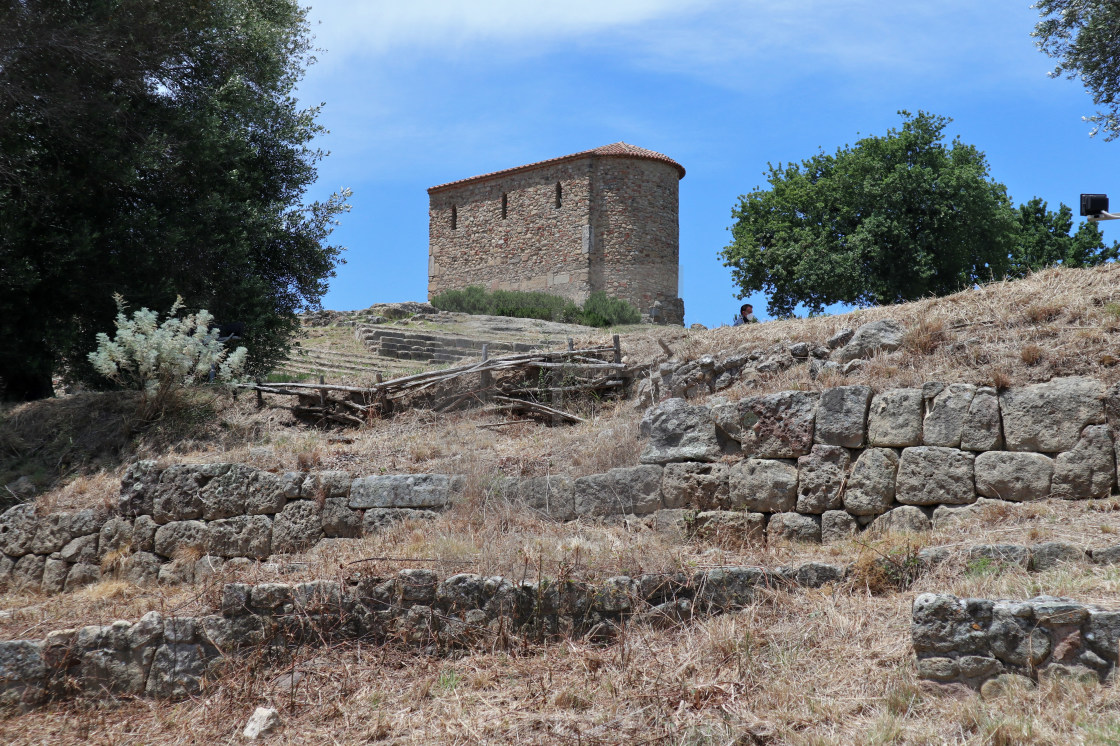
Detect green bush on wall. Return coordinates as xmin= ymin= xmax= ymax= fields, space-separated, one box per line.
xmin=430 ymin=286 xmax=640 ymax=327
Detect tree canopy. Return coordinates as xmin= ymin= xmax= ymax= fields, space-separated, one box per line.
xmin=0 ymin=0 xmax=350 ymax=400
xmin=1034 ymin=0 xmax=1120 ymax=139
xmin=1009 ymin=197 xmax=1118 ymax=278
xmin=720 ymin=112 xmax=1018 ymax=317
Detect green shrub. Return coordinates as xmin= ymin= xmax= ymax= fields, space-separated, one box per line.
xmin=431 ymin=286 xmax=641 ymax=328
xmin=580 ymin=291 xmax=641 ymax=326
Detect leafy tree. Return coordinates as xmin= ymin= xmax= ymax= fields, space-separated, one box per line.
xmin=1034 ymin=0 xmax=1120 ymax=139
xmin=1009 ymin=197 xmax=1119 ymax=277
xmin=0 ymin=0 xmax=350 ymax=400
xmin=721 ymin=112 xmax=1017 ymax=317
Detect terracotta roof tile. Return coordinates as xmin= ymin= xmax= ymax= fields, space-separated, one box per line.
xmin=427 ymin=142 xmax=685 ymax=193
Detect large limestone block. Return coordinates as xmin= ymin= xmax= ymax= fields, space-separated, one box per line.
xmin=97 ymin=517 xmax=133 ymax=560
xmin=922 ymin=383 xmax=976 ymax=448
xmin=868 ymin=389 xmax=923 ymax=447
xmin=1000 ymin=377 xmax=1106 ymax=452
xmin=661 ymin=462 xmax=729 ymax=510
xmin=690 ymin=510 xmax=766 ymax=545
xmin=738 ymin=391 xmax=819 ymax=458
xmin=0 ymin=640 xmax=46 ymax=708
xmin=150 ymin=464 xmax=227 ymax=523
xmin=961 ymin=387 xmax=1004 ymax=451
xmin=833 ymin=319 xmax=904 ymax=363
xmin=121 ymin=551 xmax=161 ymax=586
xmin=11 ymin=554 xmax=45 ymax=590
xmin=349 ymin=474 xmax=451 ymax=509
xmin=815 ymin=385 xmax=872 ymax=447
xmin=40 ymin=558 xmax=70 ymax=594
xmin=206 ymin=515 xmax=272 ymax=559
xmin=145 ymin=643 xmax=208 ymax=698
xmin=153 ymin=520 xmax=208 ymax=559
xmin=246 ymin=471 xmax=297 ymax=515
xmin=766 ymin=512 xmax=821 ymax=543
xmin=843 ymin=448 xmax=899 ymax=515
xmin=321 ymin=498 xmax=362 ymax=538
xmin=515 ymin=476 xmax=576 ymax=521
xmin=896 ymin=447 xmax=975 ymax=506
xmin=271 ymin=501 xmax=323 ymax=554
xmin=796 ymin=445 xmax=849 ymax=514
xmin=729 ymin=459 xmax=798 ymax=513
xmin=1051 ymin=425 xmax=1116 ymax=500
xmin=638 ymin=398 xmax=721 ymax=464
xmin=573 ymin=465 xmax=662 ymax=517
xmin=302 ymin=471 xmax=352 ymax=499
xmin=868 ymin=505 xmax=931 ymax=533
xmin=197 ymin=464 xmax=253 ymax=520
xmin=974 ymin=452 xmax=1054 ymax=502
xmin=821 ymin=510 xmax=858 ymax=542
xmin=30 ymin=513 xmax=73 ymax=555
xmin=0 ymin=503 xmax=38 ymax=556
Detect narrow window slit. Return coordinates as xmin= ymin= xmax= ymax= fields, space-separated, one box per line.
xmin=451 ymin=205 xmax=457 ymax=230
xmin=501 ymin=193 xmax=508 ymax=219
xmin=555 ymin=182 xmax=562 ymax=208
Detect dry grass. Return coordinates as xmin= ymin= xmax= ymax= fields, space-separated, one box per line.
xmin=7 ymin=266 xmax=1120 ymax=741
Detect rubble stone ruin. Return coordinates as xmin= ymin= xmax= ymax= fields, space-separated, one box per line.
xmin=427 ymin=142 xmax=686 ymax=325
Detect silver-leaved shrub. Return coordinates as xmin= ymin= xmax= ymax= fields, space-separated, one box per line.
xmin=88 ymin=295 xmax=247 ymax=402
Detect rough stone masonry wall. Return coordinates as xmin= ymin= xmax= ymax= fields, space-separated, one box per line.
xmin=912 ymin=594 xmax=1120 ymax=691
xmin=0 ymin=561 xmax=846 ymax=708
xmin=637 ymin=376 xmax=1120 ymax=543
xmin=428 ymin=160 xmax=594 ymax=302
xmin=590 ymin=157 xmax=680 ymax=314
xmin=0 ymin=464 xmax=456 ymax=595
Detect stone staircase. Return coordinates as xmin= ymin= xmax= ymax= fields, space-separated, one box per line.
xmin=275 ymin=347 xmax=389 ymax=382
xmin=354 ymin=326 xmax=544 ymax=364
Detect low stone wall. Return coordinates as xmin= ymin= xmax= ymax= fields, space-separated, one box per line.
xmin=0 ymin=464 xmax=456 ymax=595
xmin=912 ymin=594 xmax=1120 ymax=691
xmin=0 ymin=560 xmax=845 ymax=708
xmin=355 ymin=326 xmax=537 ymax=364
xmin=637 ymin=377 xmax=1120 ymax=543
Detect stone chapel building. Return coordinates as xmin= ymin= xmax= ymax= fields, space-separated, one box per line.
xmin=427 ymin=142 xmax=685 ymax=324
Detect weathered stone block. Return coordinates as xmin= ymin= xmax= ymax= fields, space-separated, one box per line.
xmin=738 ymin=391 xmax=819 ymax=458
xmin=321 ymin=498 xmax=362 ymax=538
xmin=974 ymin=451 xmax=1054 ymax=502
xmin=896 ymin=447 xmax=975 ymax=506
xmin=1000 ymin=377 xmax=1106 ymax=452
xmin=766 ymin=512 xmax=821 ymax=543
xmin=349 ymin=474 xmax=451 ymax=509
xmin=832 ymin=319 xmax=904 ymax=363
xmin=729 ymin=459 xmax=797 ymax=513
xmin=11 ymin=553 xmax=45 ymax=590
xmin=1051 ymin=425 xmax=1115 ymax=500
xmin=869 ymin=505 xmax=931 ymax=533
xmin=1030 ymin=542 xmax=1086 ymax=571
xmin=97 ymin=518 xmax=133 ymax=559
xmin=362 ymin=508 xmax=437 ymax=534
xmin=206 ymin=516 xmax=272 ymax=559
xmin=821 ymin=510 xmax=857 ymax=542
xmin=573 ymin=465 xmax=662 ymax=516
xmin=796 ymin=445 xmax=849 ymax=514
xmin=514 ymin=475 xmax=576 ymax=521
xmin=302 ymin=471 xmax=352 ymax=500
xmin=145 ymin=643 xmax=208 ymax=698
xmin=121 ymin=552 xmax=161 ymax=586
xmin=198 ymin=464 xmax=253 ymax=520
xmin=843 ymin=448 xmax=898 ymax=516
xmin=923 ymin=383 xmax=977 ymax=449
xmin=153 ymin=520 xmax=208 ymax=559
xmin=271 ymin=501 xmax=322 ymax=554
xmin=60 ymin=534 xmax=98 ymax=564
xmin=690 ymin=510 xmax=766 ymax=544
xmin=961 ymin=387 xmax=1004 ymax=451
xmin=661 ymin=462 xmax=729 ymax=510
xmin=151 ymin=465 xmax=211 ymax=523
xmin=815 ymin=385 xmax=872 ymax=447
xmin=133 ymin=515 xmax=157 ymax=552
xmin=64 ymin=562 xmax=101 ymax=592
xmin=0 ymin=504 xmax=38 ymax=556
xmin=245 ymin=471 xmax=293 ymax=515
xmin=638 ymin=398 xmax=721 ymax=464
xmin=868 ymin=388 xmax=922 ymax=447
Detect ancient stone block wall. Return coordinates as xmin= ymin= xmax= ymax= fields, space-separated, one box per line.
xmin=428 ymin=144 xmax=685 ymax=324
xmin=0 ymin=561 xmax=847 ymax=708
xmin=637 ymin=377 xmax=1120 ymax=543
xmin=912 ymin=593 xmax=1120 ymax=691
xmin=428 ymin=160 xmax=594 ymax=302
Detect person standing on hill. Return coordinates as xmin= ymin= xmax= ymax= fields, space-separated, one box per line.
xmin=733 ymin=303 xmax=758 ymax=326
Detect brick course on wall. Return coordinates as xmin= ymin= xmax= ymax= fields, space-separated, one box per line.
xmin=428 ymin=143 xmax=684 ymax=323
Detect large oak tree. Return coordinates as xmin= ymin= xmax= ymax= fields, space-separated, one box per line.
xmin=0 ymin=0 xmax=349 ymax=400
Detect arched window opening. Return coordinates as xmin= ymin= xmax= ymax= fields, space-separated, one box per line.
xmin=451 ymin=205 xmax=457 ymax=230
xmin=555 ymin=182 xmax=562 ymax=208
xmin=501 ymin=193 xmax=508 ymax=219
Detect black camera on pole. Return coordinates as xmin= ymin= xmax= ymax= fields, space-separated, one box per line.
xmin=1081 ymin=194 xmax=1118 ymax=221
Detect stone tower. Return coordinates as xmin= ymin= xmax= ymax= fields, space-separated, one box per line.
xmin=427 ymin=142 xmax=685 ymax=324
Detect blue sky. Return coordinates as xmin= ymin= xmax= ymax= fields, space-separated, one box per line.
xmin=297 ymin=1 xmax=1120 ymax=327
